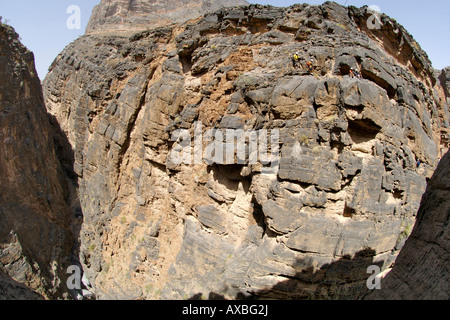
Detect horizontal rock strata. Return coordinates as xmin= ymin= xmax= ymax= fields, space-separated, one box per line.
xmin=43 ymin=3 xmax=449 ymax=299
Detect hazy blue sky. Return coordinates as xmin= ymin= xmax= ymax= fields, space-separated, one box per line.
xmin=1 ymin=0 xmax=449 ymax=79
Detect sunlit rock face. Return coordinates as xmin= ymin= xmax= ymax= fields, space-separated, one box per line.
xmin=44 ymin=2 xmax=449 ymax=299
xmin=364 ymin=150 xmax=449 ymax=300
xmin=86 ymin=0 xmax=249 ymax=34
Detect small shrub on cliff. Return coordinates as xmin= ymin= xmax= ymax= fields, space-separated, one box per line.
xmin=299 ymin=134 xmax=311 ymax=146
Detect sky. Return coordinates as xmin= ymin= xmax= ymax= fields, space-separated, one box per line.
xmin=0 ymin=0 xmax=449 ymax=80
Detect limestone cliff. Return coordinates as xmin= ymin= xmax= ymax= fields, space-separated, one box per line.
xmin=364 ymin=150 xmax=449 ymax=300
xmin=86 ymin=0 xmax=249 ymax=34
xmin=43 ymin=2 xmax=449 ymax=299
xmin=0 ymin=24 xmax=74 ymax=299
xmin=439 ymin=67 xmax=450 ymax=99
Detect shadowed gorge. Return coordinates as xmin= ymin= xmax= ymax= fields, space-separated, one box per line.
xmin=0 ymin=23 xmax=78 ymax=299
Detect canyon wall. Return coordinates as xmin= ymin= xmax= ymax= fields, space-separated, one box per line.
xmin=364 ymin=150 xmax=449 ymax=300
xmin=86 ymin=0 xmax=249 ymax=34
xmin=43 ymin=2 xmax=449 ymax=299
xmin=0 ymin=23 xmax=75 ymax=299
xmin=0 ymin=1 xmax=448 ymax=300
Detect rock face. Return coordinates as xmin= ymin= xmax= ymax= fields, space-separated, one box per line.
xmin=86 ymin=0 xmax=249 ymax=34
xmin=439 ymin=67 xmax=450 ymax=99
xmin=437 ymin=68 xmax=450 ymax=169
xmin=0 ymin=24 xmax=74 ymax=299
xmin=43 ymin=3 xmax=449 ymax=299
xmin=364 ymin=150 xmax=449 ymax=300
xmin=0 ymin=270 xmax=44 ymax=300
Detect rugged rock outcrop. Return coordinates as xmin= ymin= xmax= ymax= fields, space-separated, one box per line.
xmin=43 ymin=2 xmax=449 ymax=299
xmin=364 ymin=150 xmax=449 ymax=300
xmin=0 ymin=24 xmax=75 ymax=299
xmin=0 ymin=270 xmax=44 ymax=300
xmin=439 ymin=67 xmax=450 ymax=100
xmin=86 ymin=0 xmax=249 ymax=34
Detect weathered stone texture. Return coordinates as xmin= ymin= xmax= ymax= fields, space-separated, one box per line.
xmin=0 ymin=24 xmax=74 ymax=299
xmin=364 ymin=151 xmax=450 ymax=300
xmin=86 ymin=0 xmax=249 ymax=34
xmin=42 ymin=3 xmax=449 ymax=299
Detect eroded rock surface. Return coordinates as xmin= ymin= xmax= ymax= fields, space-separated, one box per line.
xmin=86 ymin=0 xmax=249 ymax=34
xmin=0 ymin=24 xmax=74 ymax=299
xmin=364 ymin=151 xmax=449 ymax=300
xmin=44 ymin=3 xmax=449 ymax=299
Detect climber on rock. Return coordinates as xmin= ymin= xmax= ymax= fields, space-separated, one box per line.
xmin=350 ymin=66 xmax=362 ymax=79
xmin=354 ymin=67 xmax=362 ymax=79
xmin=292 ymin=52 xmax=300 ymax=69
xmin=307 ymin=58 xmax=314 ymax=75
